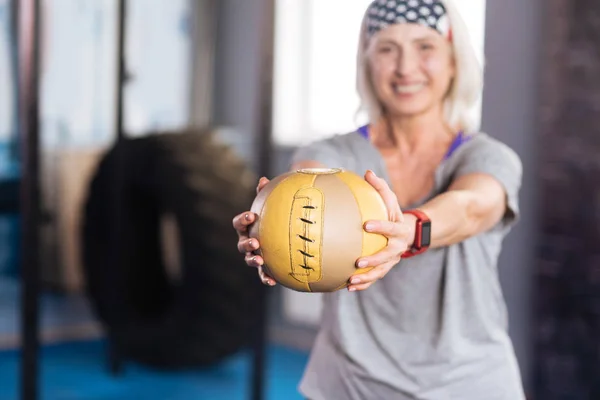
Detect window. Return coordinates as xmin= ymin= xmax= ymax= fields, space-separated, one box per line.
xmin=39 ymin=0 xmax=193 ymax=148
xmin=272 ymin=0 xmax=487 ymax=147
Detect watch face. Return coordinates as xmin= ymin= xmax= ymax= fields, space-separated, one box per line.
xmin=421 ymin=221 xmax=432 ymax=247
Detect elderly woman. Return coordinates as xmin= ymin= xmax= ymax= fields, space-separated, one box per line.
xmin=233 ymin=0 xmax=525 ymax=398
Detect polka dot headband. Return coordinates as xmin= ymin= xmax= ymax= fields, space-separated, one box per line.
xmin=365 ymin=0 xmax=452 ymax=41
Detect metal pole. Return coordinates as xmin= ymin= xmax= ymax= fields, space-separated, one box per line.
xmin=188 ymin=0 xmax=217 ymax=128
xmin=115 ymin=0 xmax=127 ymax=142
xmin=16 ymin=0 xmax=42 ymax=398
xmin=106 ymin=0 xmax=127 ymax=375
xmin=250 ymin=0 xmax=276 ymax=399
xmin=9 ymin=0 xmax=21 ymax=162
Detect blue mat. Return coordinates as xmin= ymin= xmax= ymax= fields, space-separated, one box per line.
xmin=0 ymin=340 xmax=309 ymax=400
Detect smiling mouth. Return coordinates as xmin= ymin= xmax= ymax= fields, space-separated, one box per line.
xmin=392 ymin=83 xmax=425 ymax=95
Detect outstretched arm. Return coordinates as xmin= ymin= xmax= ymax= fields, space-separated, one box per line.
xmin=292 ymin=160 xmax=511 ymax=248
xmin=349 ymin=170 xmax=513 ymax=291
xmin=403 ymin=172 xmax=510 ymax=249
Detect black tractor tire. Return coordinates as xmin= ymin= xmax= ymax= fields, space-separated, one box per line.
xmin=81 ymin=129 xmax=262 ymax=369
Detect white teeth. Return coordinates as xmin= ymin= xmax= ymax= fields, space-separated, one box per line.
xmin=393 ymin=83 xmax=425 ymax=94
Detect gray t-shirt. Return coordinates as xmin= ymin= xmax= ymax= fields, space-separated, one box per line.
xmin=290 ymin=131 xmax=526 ymax=400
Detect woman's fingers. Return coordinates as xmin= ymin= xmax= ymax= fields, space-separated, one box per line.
xmin=364 ymin=170 xmax=403 ymax=222
xmin=355 ymin=219 xmax=409 ymax=267
xmin=347 ymin=260 xmax=397 ymax=292
xmin=356 ymin=245 xmax=404 ymax=269
xmin=245 ymin=252 xmax=263 ymax=267
xmin=364 ymin=219 xmax=410 ymax=238
xmin=257 ymin=177 xmax=270 ymax=194
xmin=244 ymin=253 xmax=276 ymax=285
xmin=232 ymin=211 xmax=256 ymax=235
xmin=233 ymin=176 xmax=269 ymax=235
xmin=238 ymin=237 xmax=260 ymax=254
xmin=234 ymin=212 xmax=258 ymax=256
xmin=257 ymin=266 xmax=277 ymax=286
xmin=233 ymin=177 xmax=275 ymax=287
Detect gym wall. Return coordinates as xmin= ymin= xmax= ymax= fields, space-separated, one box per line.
xmin=480 ymin=0 xmax=544 ymax=393
xmin=529 ymin=0 xmax=600 ymax=398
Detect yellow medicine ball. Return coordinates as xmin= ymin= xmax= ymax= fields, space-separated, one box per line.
xmin=249 ymin=168 xmax=388 ymax=292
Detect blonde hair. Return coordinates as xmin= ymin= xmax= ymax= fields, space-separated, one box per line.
xmin=356 ymin=0 xmax=483 ymax=133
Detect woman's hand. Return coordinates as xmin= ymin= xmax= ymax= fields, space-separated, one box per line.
xmin=347 ymin=170 xmax=412 ymax=292
xmin=232 ymin=177 xmax=277 ymax=286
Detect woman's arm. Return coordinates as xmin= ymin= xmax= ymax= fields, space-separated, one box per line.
xmin=351 ymin=170 xmax=514 ymax=291
xmin=293 ymin=160 xmax=511 ymax=246
xmin=407 ymin=172 xmax=509 ymax=248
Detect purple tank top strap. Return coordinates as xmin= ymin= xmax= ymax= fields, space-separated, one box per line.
xmin=358 ymin=125 xmax=469 ymax=159
xmin=444 ymin=131 xmax=470 ymax=160
xmin=358 ymin=125 xmax=369 ymax=139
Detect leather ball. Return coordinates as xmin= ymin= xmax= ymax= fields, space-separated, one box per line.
xmin=249 ymin=168 xmax=388 ymax=292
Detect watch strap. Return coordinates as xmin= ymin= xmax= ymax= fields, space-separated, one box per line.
xmin=401 ymin=209 xmax=431 ymax=258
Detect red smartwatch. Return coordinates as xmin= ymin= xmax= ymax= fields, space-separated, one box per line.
xmin=401 ymin=209 xmax=431 ymax=258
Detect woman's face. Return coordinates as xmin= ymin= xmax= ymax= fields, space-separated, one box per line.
xmin=367 ymin=23 xmax=455 ymax=119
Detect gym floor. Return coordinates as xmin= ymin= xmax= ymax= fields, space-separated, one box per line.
xmin=0 ymin=277 xmax=309 ymax=400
